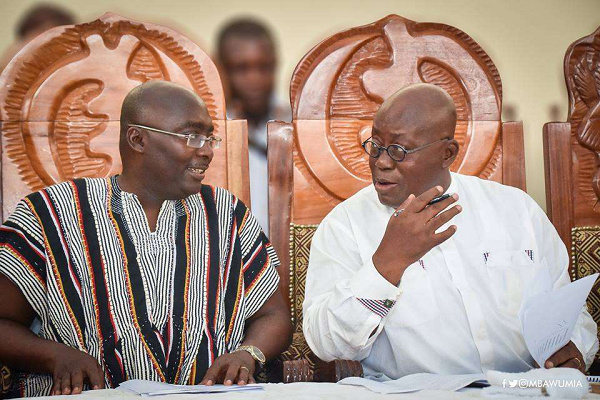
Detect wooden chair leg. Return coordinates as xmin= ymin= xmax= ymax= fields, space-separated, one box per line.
xmin=283 ymin=359 xmax=313 ymax=383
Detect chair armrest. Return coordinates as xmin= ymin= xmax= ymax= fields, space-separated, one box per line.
xmin=282 ymin=358 xmax=363 ymax=383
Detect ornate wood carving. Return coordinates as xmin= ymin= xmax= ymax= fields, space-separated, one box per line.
xmin=276 ymin=14 xmax=522 ymax=226
xmin=564 ymin=26 xmax=600 ymax=222
xmin=544 ymin=27 xmax=600 ymax=368
xmin=0 ymin=13 xmax=248 ymax=219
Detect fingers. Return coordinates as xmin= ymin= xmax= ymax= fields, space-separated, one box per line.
xmin=71 ymin=370 xmax=83 ymax=395
xmin=406 ymin=186 xmax=443 ymax=213
xmin=557 ymin=358 xmax=585 ymax=372
xmin=51 ymin=376 xmax=62 ymax=396
xmin=423 ymin=193 xmax=459 ymax=220
xmin=200 ymin=363 xmax=222 ymax=386
xmin=432 ymin=225 xmax=457 ymax=247
xmin=224 ymin=362 xmax=241 ymax=385
xmin=85 ymin=363 xmax=105 ymax=390
xmin=237 ymin=366 xmax=250 ymax=385
xmin=394 ymin=194 xmax=415 ymax=214
xmin=545 ymin=341 xmax=581 ymax=368
xmin=428 ymin=205 xmax=462 ymax=231
xmin=60 ymin=372 xmax=72 ymax=395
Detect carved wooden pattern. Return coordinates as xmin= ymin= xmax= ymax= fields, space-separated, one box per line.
xmin=0 ymin=13 xmax=248 ymax=219
xmin=543 ymin=27 xmax=600 ymax=367
xmin=565 ymin=26 xmax=600 ymax=221
xmin=284 ymin=14 xmax=514 ymax=224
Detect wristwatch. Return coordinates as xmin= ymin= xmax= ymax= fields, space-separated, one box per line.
xmin=234 ymin=345 xmax=266 ymax=370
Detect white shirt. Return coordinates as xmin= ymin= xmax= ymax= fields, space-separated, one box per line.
xmin=303 ymin=173 xmax=598 ymax=380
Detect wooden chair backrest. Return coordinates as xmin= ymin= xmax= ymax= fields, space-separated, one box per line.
xmin=543 ymin=26 xmax=600 ymax=364
xmin=269 ymin=14 xmax=526 ymax=302
xmin=544 ymin=26 xmax=600 ymax=251
xmin=0 ymin=13 xmax=249 ymax=220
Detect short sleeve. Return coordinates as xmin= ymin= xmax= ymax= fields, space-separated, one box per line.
xmin=0 ymin=199 xmax=48 ymax=319
xmin=235 ymin=200 xmax=280 ymax=319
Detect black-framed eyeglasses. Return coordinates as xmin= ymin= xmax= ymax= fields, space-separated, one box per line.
xmin=361 ymin=137 xmax=450 ymax=162
xmin=128 ymin=124 xmax=222 ymax=149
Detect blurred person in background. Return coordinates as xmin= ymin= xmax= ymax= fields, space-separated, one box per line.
xmin=216 ymin=18 xmax=291 ymax=237
xmin=0 ymin=3 xmax=75 ymax=72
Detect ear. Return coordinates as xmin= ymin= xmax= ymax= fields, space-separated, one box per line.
xmin=126 ymin=126 xmax=147 ymax=153
xmin=442 ymin=139 xmax=459 ymax=169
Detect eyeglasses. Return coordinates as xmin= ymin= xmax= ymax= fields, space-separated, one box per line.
xmin=362 ymin=137 xmax=449 ymax=162
xmin=128 ymin=124 xmax=222 ymax=149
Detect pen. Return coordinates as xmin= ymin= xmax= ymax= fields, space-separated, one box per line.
xmin=428 ymin=193 xmax=450 ymax=205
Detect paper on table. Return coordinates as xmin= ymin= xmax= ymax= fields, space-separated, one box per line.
xmin=520 ymin=273 xmax=598 ymax=368
xmin=338 ymin=373 xmax=487 ymax=394
xmin=118 ymin=379 xmax=264 ymax=397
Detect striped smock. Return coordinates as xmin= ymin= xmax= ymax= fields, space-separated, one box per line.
xmin=0 ymin=177 xmax=280 ymax=397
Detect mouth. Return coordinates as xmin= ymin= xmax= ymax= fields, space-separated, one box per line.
xmin=187 ymin=166 xmax=208 ymax=179
xmin=374 ymin=178 xmax=398 ymax=191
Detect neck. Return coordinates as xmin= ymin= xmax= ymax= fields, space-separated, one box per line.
xmin=117 ymin=172 xmax=165 ymax=231
xmin=439 ymin=170 xmax=452 ymax=193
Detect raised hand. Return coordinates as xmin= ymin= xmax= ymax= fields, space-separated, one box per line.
xmin=372 ymin=186 xmax=461 ymax=285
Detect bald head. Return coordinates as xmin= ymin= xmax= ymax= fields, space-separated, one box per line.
xmin=120 ymin=81 xmax=207 ymax=137
xmin=374 ymin=83 xmax=457 ymax=142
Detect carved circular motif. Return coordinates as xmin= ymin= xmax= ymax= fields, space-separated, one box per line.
xmin=0 ymin=14 xmax=223 ymax=192
xmin=290 ymin=15 xmax=502 ymax=202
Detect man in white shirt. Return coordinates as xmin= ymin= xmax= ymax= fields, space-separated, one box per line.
xmin=303 ymin=83 xmax=598 ymax=380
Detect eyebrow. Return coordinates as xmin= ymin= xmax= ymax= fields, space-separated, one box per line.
xmin=175 ymin=121 xmax=214 ymax=134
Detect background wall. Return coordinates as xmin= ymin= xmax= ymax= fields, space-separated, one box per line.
xmin=0 ymin=0 xmax=598 ymax=210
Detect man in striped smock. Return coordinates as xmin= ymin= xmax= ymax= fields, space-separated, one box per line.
xmin=0 ymin=80 xmax=292 ymax=397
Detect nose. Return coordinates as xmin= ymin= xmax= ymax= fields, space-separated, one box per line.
xmin=374 ymin=150 xmax=395 ymax=170
xmin=195 ymin=142 xmax=214 ymax=161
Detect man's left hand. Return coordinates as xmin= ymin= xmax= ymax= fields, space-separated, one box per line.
xmin=543 ymin=341 xmax=585 ymax=372
xmin=200 ymin=351 xmax=256 ymax=385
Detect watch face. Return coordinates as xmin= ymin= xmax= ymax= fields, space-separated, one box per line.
xmin=238 ymin=345 xmax=266 ymax=363
xmin=250 ymin=346 xmax=266 ymax=363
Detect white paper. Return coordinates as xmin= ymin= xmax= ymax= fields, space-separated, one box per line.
xmin=118 ymin=379 xmax=264 ymax=397
xmin=520 ymin=273 xmax=598 ymax=368
xmin=338 ymin=373 xmax=487 ymax=394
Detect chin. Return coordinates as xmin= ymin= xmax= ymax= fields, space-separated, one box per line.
xmin=376 ymin=192 xmax=396 ymax=208
xmin=179 ymin=183 xmax=204 ymax=199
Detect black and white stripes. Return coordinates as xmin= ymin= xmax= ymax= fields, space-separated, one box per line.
xmin=0 ymin=177 xmax=280 ymax=396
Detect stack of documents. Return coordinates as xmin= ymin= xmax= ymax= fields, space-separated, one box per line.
xmin=520 ymin=273 xmax=599 ymax=368
xmin=339 ymin=373 xmax=487 ymax=394
xmin=118 ymin=380 xmax=264 ymax=397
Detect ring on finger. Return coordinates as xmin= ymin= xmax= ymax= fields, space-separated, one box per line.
xmin=393 ymin=209 xmax=404 ymax=217
xmin=240 ymin=366 xmax=250 ymax=373
xmin=573 ymin=357 xmax=582 ymax=369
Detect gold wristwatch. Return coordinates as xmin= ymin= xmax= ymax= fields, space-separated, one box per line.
xmin=234 ymin=345 xmax=266 ymax=369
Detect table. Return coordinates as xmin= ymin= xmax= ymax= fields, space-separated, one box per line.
xmin=23 ymin=382 xmax=600 ymax=400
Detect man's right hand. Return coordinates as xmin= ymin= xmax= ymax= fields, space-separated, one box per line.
xmin=49 ymin=344 xmax=105 ymax=395
xmin=372 ymin=186 xmax=461 ymax=285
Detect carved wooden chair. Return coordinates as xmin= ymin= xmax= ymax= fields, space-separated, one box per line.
xmin=543 ymin=26 xmax=600 ymax=373
xmin=268 ymin=14 xmax=526 ymax=383
xmin=0 ymin=13 xmax=250 ymax=394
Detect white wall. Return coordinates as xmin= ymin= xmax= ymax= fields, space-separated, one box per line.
xmin=0 ymin=0 xmax=599 ymax=209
